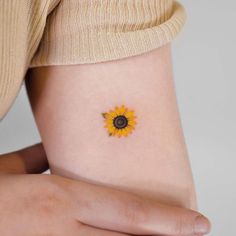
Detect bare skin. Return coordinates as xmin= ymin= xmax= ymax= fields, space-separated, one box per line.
xmin=25 ymin=44 xmax=197 ymax=210
xmin=0 ymin=143 xmax=211 ymax=236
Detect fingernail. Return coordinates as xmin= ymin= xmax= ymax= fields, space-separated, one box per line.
xmin=194 ymin=215 xmax=211 ymax=234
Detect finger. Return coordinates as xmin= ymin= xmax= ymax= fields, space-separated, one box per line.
xmin=157 ymin=234 xmax=204 ymax=236
xmin=68 ymin=180 xmax=211 ymax=236
xmin=78 ymin=222 xmax=131 ymax=236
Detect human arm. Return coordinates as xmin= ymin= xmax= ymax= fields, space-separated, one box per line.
xmin=0 ymin=144 xmax=210 ymax=235
xmin=0 ymin=142 xmax=48 ymax=174
xmin=0 ymin=0 xmax=211 ymax=234
xmin=26 ymin=44 xmax=197 ymax=210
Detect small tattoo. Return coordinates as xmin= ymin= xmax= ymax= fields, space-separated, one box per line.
xmin=102 ymin=105 xmax=137 ymax=138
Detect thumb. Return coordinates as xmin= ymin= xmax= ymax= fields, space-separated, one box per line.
xmin=68 ymin=179 xmax=211 ymax=235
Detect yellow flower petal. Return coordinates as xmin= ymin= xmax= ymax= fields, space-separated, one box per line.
xmin=118 ymin=130 xmax=122 ymax=137
xmin=124 ymin=110 xmax=134 ymax=118
xmin=119 ymin=105 xmax=126 ymax=114
xmin=128 ymin=120 xmax=136 ymax=126
xmin=121 ymin=129 xmax=127 ymax=136
xmin=122 ymin=129 xmax=128 ymax=136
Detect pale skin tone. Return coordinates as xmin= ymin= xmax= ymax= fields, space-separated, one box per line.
xmin=0 ymin=144 xmax=210 ymax=236
xmin=0 ymin=44 xmax=211 ymax=235
xmin=26 ymin=44 xmax=196 ymax=209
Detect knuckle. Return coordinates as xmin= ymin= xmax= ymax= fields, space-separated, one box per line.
xmin=172 ymin=217 xmax=189 ymax=236
xmin=29 ymin=178 xmax=68 ymax=217
xmin=35 ymin=190 xmax=58 ymax=216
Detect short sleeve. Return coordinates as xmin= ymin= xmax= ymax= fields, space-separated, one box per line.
xmin=30 ymin=0 xmax=186 ymax=67
xmin=0 ymin=0 xmax=60 ymax=120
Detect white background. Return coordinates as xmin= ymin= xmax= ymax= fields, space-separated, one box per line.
xmin=0 ymin=1 xmax=235 ymax=235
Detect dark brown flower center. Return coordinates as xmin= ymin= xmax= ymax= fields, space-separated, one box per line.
xmin=113 ymin=115 xmax=128 ymax=129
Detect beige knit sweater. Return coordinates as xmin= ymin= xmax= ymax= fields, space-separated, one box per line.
xmin=0 ymin=0 xmax=186 ymax=121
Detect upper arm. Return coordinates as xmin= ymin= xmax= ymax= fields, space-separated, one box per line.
xmin=25 ymin=44 xmax=197 ymax=209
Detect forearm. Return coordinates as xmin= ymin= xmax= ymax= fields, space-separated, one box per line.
xmin=0 ymin=143 xmax=49 ymax=174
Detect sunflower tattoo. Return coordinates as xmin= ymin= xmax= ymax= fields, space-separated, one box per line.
xmin=102 ymin=105 xmax=137 ymax=138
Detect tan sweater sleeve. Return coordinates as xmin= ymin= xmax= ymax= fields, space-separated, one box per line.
xmin=0 ymin=0 xmax=186 ymax=121
xmin=30 ymin=0 xmax=186 ymax=66
xmin=0 ymin=0 xmax=60 ymax=121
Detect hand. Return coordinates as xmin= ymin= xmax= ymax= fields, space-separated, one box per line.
xmin=0 ymin=144 xmax=211 ymax=235
xmin=0 ymin=173 xmax=210 ymax=236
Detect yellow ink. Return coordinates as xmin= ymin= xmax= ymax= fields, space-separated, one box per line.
xmin=102 ymin=105 xmax=137 ymax=138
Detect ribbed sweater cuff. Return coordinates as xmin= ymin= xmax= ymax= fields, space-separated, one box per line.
xmin=30 ymin=0 xmax=186 ymax=67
